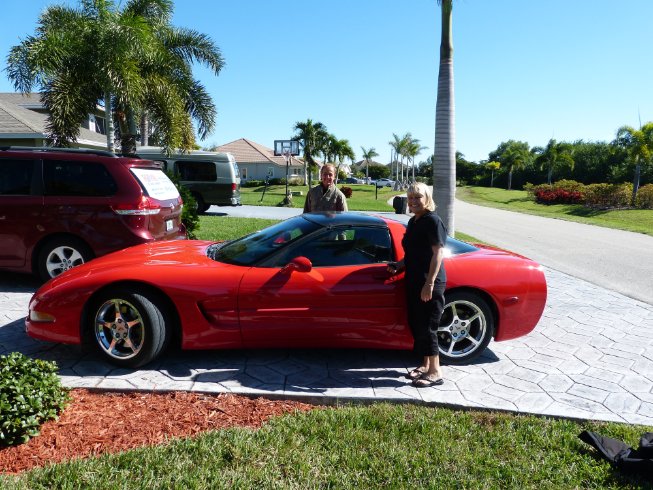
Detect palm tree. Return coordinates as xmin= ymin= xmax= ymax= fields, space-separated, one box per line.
xmin=388 ymin=134 xmax=403 ymax=183
xmin=486 ymin=161 xmax=500 ymax=187
xmin=405 ymin=136 xmax=428 ymax=182
xmin=433 ymin=0 xmax=456 ymax=233
xmin=533 ymin=139 xmax=575 ymax=184
xmin=501 ymin=140 xmax=531 ymax=190
xmin=360 ymin=146 xmax=379 ymax=181
xmin=615 ymin=123 xmax=653 ymax=205
xmin=7 ymin=0 xmax=224 ymax=154
xmin=293 ymin=119 xmax=328 ymax=186
xmin=334 ymin=138 xmax=355 ymax=181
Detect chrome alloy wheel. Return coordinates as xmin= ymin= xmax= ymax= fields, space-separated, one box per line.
xmin=94 ymin=298 xmax=145 ymax=361
xmin=438 ymin=296 xmax=490 ymax=361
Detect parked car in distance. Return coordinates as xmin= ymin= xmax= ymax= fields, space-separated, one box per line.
xmin=135 ymin=147 xmax=241 ymax=213
xmin=375 ymin=178 xmax=395 ymax=188
xmin=0 ymin=146 xmax=186 ymax=281
xmin=343 ymin=177 xmax=363 ymax=184
xmin=26 ymin=212 xmax=547 ymax=368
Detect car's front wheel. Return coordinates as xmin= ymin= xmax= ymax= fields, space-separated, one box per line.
xmin=88 ymin=287 xmax=170 ymax=368
xmin=37 ymin=237 xmax=93 ymax=282
xmin=438 ymin=291 xmax=494 ymax=364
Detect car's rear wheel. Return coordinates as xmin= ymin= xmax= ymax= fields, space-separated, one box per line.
xmin=192 ymin=192 xmax=210 ymax=214
xmin=438 ymin=291 xmax=494 ymax=364
xmin=37 ymin=237 xmax=93 ymax=282
xmin=89 ymin=287 xmax=170 ymax=368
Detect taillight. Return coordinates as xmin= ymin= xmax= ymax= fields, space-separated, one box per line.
xmin=231 ymin=183 xmax=237 ymax=191
xmin=112 ymin=196 xmax=161 ymax=215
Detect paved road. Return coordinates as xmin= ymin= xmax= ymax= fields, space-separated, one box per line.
xmin=0 ymin=202 xmax=652 ymax=426
xmin=454 ymin=199 xmax=653 ymax=306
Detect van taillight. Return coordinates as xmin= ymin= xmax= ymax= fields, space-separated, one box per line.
xmin=112 ymin=196 xmax=161 ymax=215
xmin=231 ymin=183 xmax=237 ymax=191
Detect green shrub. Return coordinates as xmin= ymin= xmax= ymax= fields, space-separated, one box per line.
xmin=0 ymin=352 xmax=70 ymax=446
xmin=584 ymin=183 xmax=632 ymax=208
xmin=166 ymin=171 xmax=199 ymax=239
xmin=636 ymin=183 xmax=653 ymax=209
xmin=243 ymin=180 xmax=264 ymax=188
xmin=553 ymin=179 xmax=585 ymax=193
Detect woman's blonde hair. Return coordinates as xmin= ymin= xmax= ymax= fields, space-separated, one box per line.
xmin=407 ymin=182 xmax=436 ymax=211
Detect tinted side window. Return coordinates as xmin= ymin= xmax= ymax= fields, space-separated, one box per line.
xmin=273 ymin=226 xmax=392 ymax=267
xmin=0 ymin=159 xmax=36 ymax=195
xmin=44 ymin=160 xmax=118 ymax=197
xmin=174 ymin=161 xmax=217 ymax=181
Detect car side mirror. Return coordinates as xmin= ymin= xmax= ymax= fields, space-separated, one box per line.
xmin=282 ymin=256 xmax=312 ymax=273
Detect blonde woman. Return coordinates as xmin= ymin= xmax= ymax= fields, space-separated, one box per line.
xmin=388 ymin=182 xmax=447 ymax=387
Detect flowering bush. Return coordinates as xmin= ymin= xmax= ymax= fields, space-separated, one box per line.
xmin=340 ymin=186 xmax=353 ymax=198
xmin=534 ymin=188 xmax=584 ymax=205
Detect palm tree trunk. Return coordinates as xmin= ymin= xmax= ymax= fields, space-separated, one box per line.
xmin=632 ymin=161 xmax=641 ymax=206
xmin=433 ymin=0 xmax=456 ymax=233
xmin=104 ymin=91 xmax=114 ymax=153
xmin=140 ymin=112 xmax=149 ymax=147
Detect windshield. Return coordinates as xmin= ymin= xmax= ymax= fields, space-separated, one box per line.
xmin=210 ymin=215 xmax=322 ymax=266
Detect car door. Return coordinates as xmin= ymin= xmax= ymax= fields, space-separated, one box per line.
xmin=238 ymin=225 xmax=410 ymax=348
xmin=0 ymin=158 xmax=42 ymax=269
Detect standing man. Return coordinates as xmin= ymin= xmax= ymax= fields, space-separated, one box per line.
xmin=303 ymin=164 xmax=348 ymax=212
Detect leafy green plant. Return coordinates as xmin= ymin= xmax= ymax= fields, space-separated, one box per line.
xmin=0 ymin=352 xmax=70 ymax=446
xmin=166 ymin=171 xmax=200 ymax=239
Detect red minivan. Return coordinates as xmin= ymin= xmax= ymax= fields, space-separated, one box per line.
xmin=0 ymin=147 xmax=186 ymax=281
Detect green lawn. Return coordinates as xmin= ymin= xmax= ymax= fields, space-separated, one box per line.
xmin=457 ymin=186 xmax=653 ymax=237
xmin=2 ymin=215 xmax=651 ymax=488
xmin=240 ymin=183 xmax=401 ymax=211
xmin=3 ymin=404 xmax=650 ymax=488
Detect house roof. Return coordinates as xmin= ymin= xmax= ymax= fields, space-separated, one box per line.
xmin=216 ymin=138 xmax=303 ymax=167
xmin=0 ymin=92 xmax=107 ymax=147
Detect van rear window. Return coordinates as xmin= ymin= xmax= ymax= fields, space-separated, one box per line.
xmin=131 ymin=168 xmax=179 ymax=200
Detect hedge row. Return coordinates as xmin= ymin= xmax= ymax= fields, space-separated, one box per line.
xmin=525 ymin=180 xmax=653 ymax=209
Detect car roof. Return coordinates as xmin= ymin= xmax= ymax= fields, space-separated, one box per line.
xmin=302 ymin=212 xmax=388 ymax=228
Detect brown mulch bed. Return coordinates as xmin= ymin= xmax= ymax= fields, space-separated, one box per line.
xmin=0 ymin=389 xmax=316 ymax=474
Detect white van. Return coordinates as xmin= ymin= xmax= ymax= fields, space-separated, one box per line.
xmin=136 ymin=148 xmax=241 ymax=212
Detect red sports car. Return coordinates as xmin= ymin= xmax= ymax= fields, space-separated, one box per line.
xmin=26 ymin=213 xmax=547 ymax=368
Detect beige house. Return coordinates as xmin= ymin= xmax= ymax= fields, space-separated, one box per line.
xmin=0 ymin=93 xmax=107 ymax=149
xmin=216 ymin=138 xmax=306 ymax=182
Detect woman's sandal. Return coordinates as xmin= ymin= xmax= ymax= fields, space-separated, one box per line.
xmin=412 ymin=375 xmax=444 ymax=388
xmin=406 ymin=368 xmax=426 ymax=380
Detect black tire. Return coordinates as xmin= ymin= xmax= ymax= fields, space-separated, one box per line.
xmin=37 ymin=236 xmax=93 ymax=282
xmin=192 ymin=193 xmax=210 ymax=214
xmin=88 ymin=287 xmax=170 ymax=368
xmin=438 ymin=291 xmax=494 ymax=365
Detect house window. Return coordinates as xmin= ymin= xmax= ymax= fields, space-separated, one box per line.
xmin=267 ymin=167 xmax=274 ymax=177
xmin=241 ymin=167 xmax=247 ymax=179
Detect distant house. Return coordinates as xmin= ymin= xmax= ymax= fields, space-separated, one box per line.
xmin=216 ymin=138 xmax=305 ymax=182
xmin=0 ymin=92 xmax=107 ymax=149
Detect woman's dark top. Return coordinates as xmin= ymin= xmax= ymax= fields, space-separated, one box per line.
xmin=402 ymin=211 xmax=447 ymax=285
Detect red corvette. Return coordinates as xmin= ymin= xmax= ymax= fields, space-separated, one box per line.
xmin=26 ymin=213 xmax=547 ymax=368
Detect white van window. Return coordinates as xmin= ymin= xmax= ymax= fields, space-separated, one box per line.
xmin=131 ymin=168 xmax=179 ymax=200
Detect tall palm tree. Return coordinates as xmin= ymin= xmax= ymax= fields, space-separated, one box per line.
xmin=293 ymin=119 xmax=328 ymax=186
xmin=501 ymin=140 xmax=531 ymax=190
xmin=615 ymin=123 xmax=653 ymax=205
xmin=433 ymin=0 xmax=456 ymax=233
xmin=360 ymin=146 xmax=379 ymax=181
xmin=334 ymin=138 xmax=355 ymax=181
xmin=7 ymin=0 xmax=223 ymax=154
xmin=405 ymin=135 xmax=428 ymax=182
xmin=533 ymin=139 xmax=575 ymax=184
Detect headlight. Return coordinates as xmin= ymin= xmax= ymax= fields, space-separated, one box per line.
xmin=29 ymin=310 xmax=56 ymax=322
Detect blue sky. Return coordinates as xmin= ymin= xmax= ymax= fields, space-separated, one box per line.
xmin=1 ymin=0 xmax=652 ymax=164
